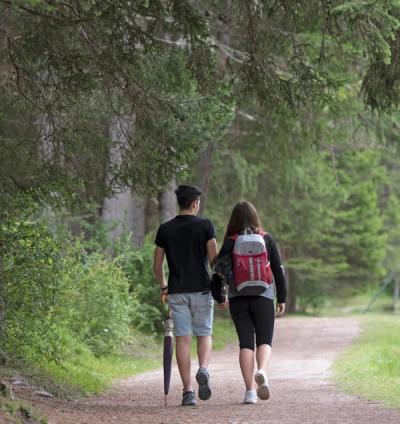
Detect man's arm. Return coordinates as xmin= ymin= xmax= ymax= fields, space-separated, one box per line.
xmin=207 ymin=238 xmax=218 ymax=268
xmin=153 ymin=246 xmax=168 ymax=301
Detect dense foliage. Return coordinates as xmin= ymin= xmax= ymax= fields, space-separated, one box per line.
xmin=0 ymin=213 xmax=163 ymax=369
xmin=1 ymin=0 xmax=400 ymax=388
xmin=205 ymin=96 xmax=399 ymax=311
xmin=2 ymin=0 xmax=400 ymax=208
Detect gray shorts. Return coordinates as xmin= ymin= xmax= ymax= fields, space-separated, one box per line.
xmin=168 ymin=291 xmax=214 ymax=337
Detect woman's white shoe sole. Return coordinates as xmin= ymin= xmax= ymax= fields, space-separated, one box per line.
xmin=255 ymin=372 xmax=270 ymax=400
xmin=256 ymin=384 xmax=270 ymax=400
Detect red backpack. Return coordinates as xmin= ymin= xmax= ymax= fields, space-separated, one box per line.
xmin=231 ymin=230 xmax=273 ymax=295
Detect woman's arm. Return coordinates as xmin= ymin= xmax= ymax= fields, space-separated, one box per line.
xmin=217 ymin=238 xmax=235 ymax=259
xmin=266 ymin=235 xmax=287 ymax=307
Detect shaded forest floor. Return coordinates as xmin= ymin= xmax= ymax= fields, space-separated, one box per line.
xmin=10 ymin=317 xmax=400 ymax=423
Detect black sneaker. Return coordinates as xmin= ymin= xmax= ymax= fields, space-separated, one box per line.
xmin=182 ymin=390 xmax=196 ymax=406
xmin=196 ymin=367 xmax=212 ymax=401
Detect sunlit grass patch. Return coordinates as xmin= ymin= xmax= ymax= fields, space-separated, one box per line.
xmin=44 ymin=350 xmax=159 ymax=397
xmin=332 ymin=315 xmax=400 ymax=408
xmin=31 ymin=330 xmax=160 ymax=398
xmin=25 ymin=317 xmax=236 ymax=398
xmin=186 ymin=314 xmax=237 ymax=356
xmin=212 ymin=314 xmax=237 ymax=351
xmin=321 ymin=290 xmax=394 ymax=316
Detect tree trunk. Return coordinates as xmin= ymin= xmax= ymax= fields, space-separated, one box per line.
xmin=0 ymin=247 xmax=5 ymax=363
xmin=285 ymin=267 xmax=297 ymax=313
xmin=196 ymin=144 xmax=215 ymax=217
xmin=393 ymin=278 xmax=400 ymax=312
xmin=159 ymin=179 xmax=177 ymax=223
xmin=102 ymin=191 xmax=145 ymax=247
xmin=145 ymin=197 xmax=160 ymax=234
xmin=131 ymin=193 xmax=146 ymax=247
xmin=38 ymin=114 xmax=60 ymax=165
xmin=282 ymin=247 xmax=296 ymax=313
xmin=196 ymin=2 xmax=229 ymax=217
xmin=101 ymin=117 xmax=146 ymax=248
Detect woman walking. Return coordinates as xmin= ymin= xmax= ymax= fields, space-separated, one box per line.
xmin=215 ymin=201 xmax=286 ymax=404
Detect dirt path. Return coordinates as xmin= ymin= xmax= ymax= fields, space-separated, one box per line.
xmin=18 ymin=317 xmax=400 ymax=423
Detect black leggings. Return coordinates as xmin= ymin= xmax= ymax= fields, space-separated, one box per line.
xmin=229 ymin=296 xmax=275 ymax=350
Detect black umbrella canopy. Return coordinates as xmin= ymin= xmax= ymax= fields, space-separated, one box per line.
xmin=163 ymin=315 xmax=174 ymax=406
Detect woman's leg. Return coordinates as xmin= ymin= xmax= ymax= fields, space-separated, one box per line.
xmin=229 ymin=297 xmax=256 ymax=390
xmin=239 ymin=348 xmax=256 ymax=390
xmin=251 ymin=297 xmax=274 ymax=371
xmin=256 ymin=343 xmax=272 ymax=373
xmin=251 ymin=297 xmax=275 ymax=370
xmin=250 ymin=297 xmax=275 ymax=399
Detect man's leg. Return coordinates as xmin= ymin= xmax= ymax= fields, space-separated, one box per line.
xmin=197 ymin=335 xmax=212 ymax=368
xmin=192 ymin=292 xmax=213 ymax=401
xmin=192 ymin=292 xmax=213 ymax=367
xmin=176 ymin=335 xmax=193 ymax=392
xmin=168 ymin=294 xmax=194 ymax=396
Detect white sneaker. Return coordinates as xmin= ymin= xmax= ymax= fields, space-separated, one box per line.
xmin=243 ymin=390 xmax=257 ymax=404
xmin=255 ymin=369 xmax=270 ymax=400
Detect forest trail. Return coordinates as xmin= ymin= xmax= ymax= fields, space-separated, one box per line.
xmin=20 ymin=317 xmax=400 ymax=423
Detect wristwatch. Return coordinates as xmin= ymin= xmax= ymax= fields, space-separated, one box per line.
xmin=160 ymin=286 xmax=168 ymax=292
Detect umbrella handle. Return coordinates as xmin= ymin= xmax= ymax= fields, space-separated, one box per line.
xmin=161 ymin=294 xmax=172 ymax=319
xmin=162 ymin=307 xmax=174 ymax=335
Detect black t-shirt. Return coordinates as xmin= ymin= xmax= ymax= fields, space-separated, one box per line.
xmin=155 ymin=215 xmax=216 ymax=294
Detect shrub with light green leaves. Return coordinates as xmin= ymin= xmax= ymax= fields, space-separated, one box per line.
xmin=0 ymin=219 xmax=63 ymax=363
xmin=0 ymin=218 xmax=138 ymax=365
xmin=58 ymin=249 xmax=133 ymax=356
xmin=114 ymin=238 xmax=168 ymax=333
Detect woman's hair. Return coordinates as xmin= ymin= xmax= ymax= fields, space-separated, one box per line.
xmin=224 ymin=201 xmax=263 ymax=239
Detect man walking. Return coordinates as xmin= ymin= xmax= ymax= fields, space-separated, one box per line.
xmin=153 ymin=185 xmax=218 ymax=406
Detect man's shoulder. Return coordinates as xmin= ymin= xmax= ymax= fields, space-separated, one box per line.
xmin=194 ymin=216 xmax=214 ymax=225
xmin=157 ymin=216 xmax=215 ymax=233
xmin=157 ymin=217 xmax=178 ymax=229
xmin=194 ymin=216 xmax=216 ymax=233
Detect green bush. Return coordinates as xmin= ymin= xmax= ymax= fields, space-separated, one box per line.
xmin=48 ymin=210 xmax=168 ymax=334
xmin=0 ymin=219 xmax=63 ymax=363
xmin=114 ymin=237 xmax=168 ymax=333
xmin=48 ymin=211 xmax=166 ymax=334
xmin=58 ymin=248 xmax=134 ymax=356
xmin=0 ymin=217 xmax=140 ymax=365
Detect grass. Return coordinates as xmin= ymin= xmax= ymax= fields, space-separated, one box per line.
xmin=56 ymin=316 xmax=236 ymax=396
xmin=320 ymin=290 xmax=395 ymax=317
xmin=4 ymin=316 xmax=237 ymax=399
xmin=0 ymin=394 xmax=47 ymax=424
xmin=212 ymin=313 xmax=237 ymax=350
xmin=0 ymin=331 xmax=162 ymax=399
xmin=42 ymin=349 xmax=159 ymax=398
xmin=190 ymin=311 xmax=237 ymax=358
xmin=50 ymin=316 xmax=237 ymax=396
xmin=332 ymin=314 xmax=400 ymax=408
xmin=188 ymin=313 xmax=237 ymax=357
xmin=36 ymin=330 xmax=161 ymax=398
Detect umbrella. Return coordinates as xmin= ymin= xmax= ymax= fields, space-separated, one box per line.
xmin=162 ymin=313 xmax=174 ymax=406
